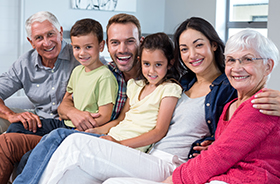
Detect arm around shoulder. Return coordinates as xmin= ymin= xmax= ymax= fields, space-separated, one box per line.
xmin=252 ymin=88 xmax=280 ymax=116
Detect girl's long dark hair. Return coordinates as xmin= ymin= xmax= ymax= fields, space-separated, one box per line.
xmin=173 ymin=17 xmax=225 ymax=81
xmin=136 ymin=32 xmax=181 ymax=86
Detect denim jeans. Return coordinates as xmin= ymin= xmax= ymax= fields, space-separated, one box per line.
xmin=0 ymin=108 xmax=35 ymax=134
xmin=6 ymin=118 xmax=70 ymax=136
xmin=13 ymin=128 xmax=101 ymax=184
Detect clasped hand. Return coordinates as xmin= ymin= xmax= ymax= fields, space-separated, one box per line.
xmin=8 ymin=112 xmax=41 ymax=133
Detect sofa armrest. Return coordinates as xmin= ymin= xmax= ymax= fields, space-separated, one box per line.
xmin=4 ymin=96 xmax=34 ymax=110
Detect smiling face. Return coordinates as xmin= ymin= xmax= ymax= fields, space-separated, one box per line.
xmin=141 ymin=49 xmax=168 ymax=86
xmin=107 ymin=22 xmax=140 ymax=73
xmin=71 ymin=33 xmax=104 ymax=72
xmin=179 ymin=28 xmax=218 ymax=76
xmin=27 ymin=20 xmax=63 ymax=66
xmin=225 ymin=48 xmax=273 ymax=97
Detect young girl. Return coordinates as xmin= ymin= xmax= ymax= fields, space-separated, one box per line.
xmin=86 ymin=32 xmax=182 ymax=152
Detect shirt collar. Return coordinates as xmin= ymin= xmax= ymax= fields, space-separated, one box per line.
xmin=57 ymin=40 xmax=69 ymax=61
xmin=212 ymin=73 xmax=227 ymax=86
xmin=108 ymin=61 xmax=122 ymax=75
xmin=180 ymin=73 xmax=227 ymax=91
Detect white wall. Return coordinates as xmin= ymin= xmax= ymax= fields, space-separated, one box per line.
xmin=21 ymin=0 xmax=217 ymax=52
xmin=0 ymin=0 xmax=20 ymax=75
xmin=267 ymin=0 xmax=280 ymax=91
xmin=20 ymin=0 xmax=166 ymax=54
xmin=164 ymin=0 xmax=216 ymax=34
xmin=8 ymin=0 xmax=218 ymax=65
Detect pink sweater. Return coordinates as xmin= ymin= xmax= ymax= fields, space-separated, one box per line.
xmin=173 ymin=91 xmax=280 ymax=184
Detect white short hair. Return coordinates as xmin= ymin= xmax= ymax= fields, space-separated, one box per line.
xmin=25 ymin=11 xmax=61 ymax=39
xmin=225 ymin=29 xmax=279 ymax=69
xmin=225 ymin=29 xmax=279 ymax=83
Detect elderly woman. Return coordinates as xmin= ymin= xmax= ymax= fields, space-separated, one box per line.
xmin=104 ymin=30 xmax=280 ymax=184
xmin=163 ymin=29 xmax=280 ymax=184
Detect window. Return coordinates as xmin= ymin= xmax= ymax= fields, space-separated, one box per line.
xmin=226 ymin=0 xmax=269 ymax=39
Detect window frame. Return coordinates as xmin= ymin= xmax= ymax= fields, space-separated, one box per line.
xmin=225 ymin=0 xmax=268 ymax=40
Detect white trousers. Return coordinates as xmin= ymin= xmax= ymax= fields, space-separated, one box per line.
xmin=39 ymin=133 xmax=177 ymax=184
xmin=103 ymin=177 xmax=228 ymax=184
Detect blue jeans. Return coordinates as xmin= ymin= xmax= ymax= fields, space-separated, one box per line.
xmin=6 ymin=118 xmax=71 ymax=136
xmin=13 ymin=128 xmax=101 ymax=184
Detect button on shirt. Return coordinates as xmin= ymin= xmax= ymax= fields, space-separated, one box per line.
xmin=0 ymin=40 xmax=80 ymax=119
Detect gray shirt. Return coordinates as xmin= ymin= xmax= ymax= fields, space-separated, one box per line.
xmin=0 ymin=40 xmax=79 ymax=119
xmin=152 ymin=92 xmax=210 ymax=162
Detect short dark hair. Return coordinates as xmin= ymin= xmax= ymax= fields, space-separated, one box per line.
xmin=106 ymin=13 xmax=141 ymax=40
xmin=70 ymin=18 xmax=103 ymax=43
xmin=137 ymin=32 xmax=180 ymax=86
xmin=173 ymin=17 xmax=225 ymax=80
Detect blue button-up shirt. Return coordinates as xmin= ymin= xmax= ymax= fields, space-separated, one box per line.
xmin=180 ymin=73 xmax=237 ymax=158
xmin=0 ymin=40 xmax=79 ymax=119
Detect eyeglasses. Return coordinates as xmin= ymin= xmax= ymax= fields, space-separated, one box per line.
xmin=225 ymin=56 xmax=267 ymax=66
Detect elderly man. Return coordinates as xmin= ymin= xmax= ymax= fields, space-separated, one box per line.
xmin=0 ymin=13 xmax=141 ymax=184
xmin=0 ymin=11 xmax=79 ymax=134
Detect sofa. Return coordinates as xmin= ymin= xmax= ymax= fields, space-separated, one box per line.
xmin=4 ymin=96 xmax=34 ymax=110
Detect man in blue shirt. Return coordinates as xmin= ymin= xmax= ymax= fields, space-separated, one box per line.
xmin=0 ymin=11 xmax=79 ymax=134
xmin=0 ymin=13 xmax=142 ymax=183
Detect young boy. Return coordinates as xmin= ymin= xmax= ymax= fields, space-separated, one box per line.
xmin=64 ymin=18 xmax=118 ymax=129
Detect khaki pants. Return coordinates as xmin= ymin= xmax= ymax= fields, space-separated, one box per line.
xmin=0 ymin=133 xmax=41 ymax=184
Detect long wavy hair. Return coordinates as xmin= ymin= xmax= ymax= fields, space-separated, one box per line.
xmin=173 ymin=17 xmax=225 ymax=81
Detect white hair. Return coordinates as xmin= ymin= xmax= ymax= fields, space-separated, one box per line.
xmin=225 ymin=29 xmax=279 ymax=69
xmin=25 ymin=11 xmax=61 ymax=39
xmin=224 ymin=29 xmax=279 ymax=82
